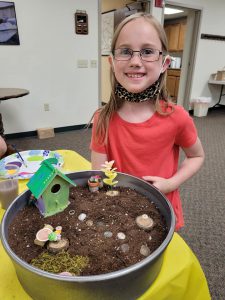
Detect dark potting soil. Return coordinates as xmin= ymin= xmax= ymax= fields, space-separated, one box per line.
xmin=8 ymin=186 xmax=168 ymax=275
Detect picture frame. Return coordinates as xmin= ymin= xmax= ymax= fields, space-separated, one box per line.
xmin=101 ymin=10 xmax=115 ymax=56
xmin=0 ymin=1 xmax=20 ymax=45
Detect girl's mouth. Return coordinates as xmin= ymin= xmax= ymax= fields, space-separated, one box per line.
xmin=126 ymin=73 xmax=145 ymax=78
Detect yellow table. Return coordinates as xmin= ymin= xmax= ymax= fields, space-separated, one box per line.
xmin=0 ymin=150 xmax=211 ymax=300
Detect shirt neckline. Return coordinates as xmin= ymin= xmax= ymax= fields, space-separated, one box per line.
xmin=115 ymin=110 xmax=158 ymax=127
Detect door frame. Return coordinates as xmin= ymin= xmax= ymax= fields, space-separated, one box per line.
xmin=164 ymin=1 xmax=203 ymax=109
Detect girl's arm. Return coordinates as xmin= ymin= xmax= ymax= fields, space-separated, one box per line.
xmin=0 ymin=136 xmax=7 ymax=158
xmin=91 ymin=151 xmax=108 ymax=170
xmin=143 ymin=137 xmax=205 ymax=194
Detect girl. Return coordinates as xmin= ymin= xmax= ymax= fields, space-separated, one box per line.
xmin=0 ymin=114 xmax=7 ymax=158
xmin=90 ymin=13 xmax=205 ymax=230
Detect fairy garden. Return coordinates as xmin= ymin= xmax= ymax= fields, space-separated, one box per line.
xmin=7 ymin=160 xmax=168 ymax=276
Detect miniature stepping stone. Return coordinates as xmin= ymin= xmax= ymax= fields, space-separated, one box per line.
xmin=104 ymin=231 xmax=113 ymax=238
xmin=121 ymin=243 xmax=130 ymax=253
xmin=106 ymin=190 xmax=120 ymax=197
xmin=117 ymin=232 xmax=126 ymax=240
xmin=78 ymin=213 xmax=87 ymax=221
xmin=34 ymin=224 xmax=53 ymax=246
xmin=140 ymin=245 xmax=150 ymax=257
xmin=47 ymin=238 xmax=69 ymax=254
xmin=97 ymin=221 xmax=104 ymax=227
xmin=86 ymin=220 xmax=93 ymax=226
xmin=136 ymin=214 xmax=154 ymax=230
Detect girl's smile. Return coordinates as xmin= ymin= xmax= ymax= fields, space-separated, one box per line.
xmin=126 ymin=73 xmax=145 ymax=78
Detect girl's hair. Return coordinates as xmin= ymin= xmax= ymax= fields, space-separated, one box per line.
xmin=95 ymin=12 xmax=172 ymax=144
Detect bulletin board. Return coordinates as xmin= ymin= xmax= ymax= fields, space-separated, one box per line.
xmin=101 ymin=10 xmax=115 ymax=56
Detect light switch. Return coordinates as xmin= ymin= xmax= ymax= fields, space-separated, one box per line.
xmin=77 ymin=59 xmax=88 ymax=68
xmin=90 ymin=60 xmax=97 ymax=68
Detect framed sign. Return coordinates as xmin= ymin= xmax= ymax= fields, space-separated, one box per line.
xmin=101 ymin=10 xmax=115 ymax=56
xmin=0 ymin=1 xmax=20 ymax=45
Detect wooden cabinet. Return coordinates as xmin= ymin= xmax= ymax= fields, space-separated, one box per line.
xmin=178 ymin=22 xmax=186 ymax=50
xmin=167 ymin=69 xmax=180 ymax=103
xmin=164 ymin=20 xmax=186 ymax=51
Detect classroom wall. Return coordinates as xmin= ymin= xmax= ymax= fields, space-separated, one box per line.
xmin=0 ymin=0 xmax=99 ymax=134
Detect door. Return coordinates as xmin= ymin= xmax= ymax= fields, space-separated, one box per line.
xmin=164 ymin=4 xmax=201 ymax=109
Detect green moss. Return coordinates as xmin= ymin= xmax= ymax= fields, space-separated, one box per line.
xmin=31 ymin=251 xmax=89 ymax=275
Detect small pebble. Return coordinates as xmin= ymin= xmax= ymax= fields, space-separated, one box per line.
xmin=149 ymin=235 xmax=152 ymax=241
xmin=97 ymin=221 xmax=104 ymax=227
xmin=121 ymin=243 xmax=130 ymax=253
xmin=136 ymin=214 xmax=154 ymax=230
xmin=104 ymin=231 xmax=113 ymax=238
xmin=140 ymin=245 xmax=150 ymax=257
xmin=117 ymin=232 xmax=126 ymax=240
xmin=86 ymin=220 xmax=93 ymax=226
xmin=78 ymin=213 xmax=87 ymax=221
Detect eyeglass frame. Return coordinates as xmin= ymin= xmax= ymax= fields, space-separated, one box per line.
xmin=112 ymin=48 xmax=163 ymax=62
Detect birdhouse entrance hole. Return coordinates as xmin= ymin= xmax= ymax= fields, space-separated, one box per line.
xmin=51 ymin=184 xmax=61 ymax=193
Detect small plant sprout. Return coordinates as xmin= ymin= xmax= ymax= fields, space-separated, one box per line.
xmin=101 ymin=161 xmax=119 ymax=196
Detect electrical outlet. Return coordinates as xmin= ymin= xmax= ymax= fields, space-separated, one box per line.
xmin=44 ymin=103 xmax=50 ymax=111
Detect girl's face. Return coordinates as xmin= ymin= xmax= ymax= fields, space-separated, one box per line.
xmin=111 ymin=18 xmax=165 ymax=93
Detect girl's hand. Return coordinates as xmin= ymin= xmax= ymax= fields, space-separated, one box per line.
xmin=142 ymin=176 xmax=174 ymax=194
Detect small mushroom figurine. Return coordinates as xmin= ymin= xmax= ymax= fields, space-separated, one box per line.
xmin=88 ymin=176 xmax=100 ymax=192
xmin=136 ymin=214 xmax=154 ymax=230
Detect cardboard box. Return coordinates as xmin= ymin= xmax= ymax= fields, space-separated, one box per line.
xmin=37 ymin=127 xmax=55 ymax=139
xmin=216 ymin=70 xmax=225 ymax=81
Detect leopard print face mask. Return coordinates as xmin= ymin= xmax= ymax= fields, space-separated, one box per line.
xmin=115 ymin=79 xmax=161 ymax=103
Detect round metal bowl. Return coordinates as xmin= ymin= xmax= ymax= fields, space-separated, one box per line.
xmin=1 ymin=171 xmax=175 ymax=300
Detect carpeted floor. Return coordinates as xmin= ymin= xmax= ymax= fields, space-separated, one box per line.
xmin=6 ymin=107 xmax=225 ymax=300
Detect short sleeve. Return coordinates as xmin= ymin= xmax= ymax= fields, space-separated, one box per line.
xmin=174 ymin=106 xmax=198 ymax=148
xmin=90 ymin=112 xmax=107 ymax=154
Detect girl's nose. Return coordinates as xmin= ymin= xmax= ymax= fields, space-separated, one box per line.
xmin=129 ymin=52 xmax=142 ymax=66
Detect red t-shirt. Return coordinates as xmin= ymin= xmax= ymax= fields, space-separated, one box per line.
xmin=90 ymin=104 xmax=197 ymax=230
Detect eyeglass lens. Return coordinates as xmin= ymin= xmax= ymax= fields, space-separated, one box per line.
xmin=114 ymin=48 xmax=162 ymax=62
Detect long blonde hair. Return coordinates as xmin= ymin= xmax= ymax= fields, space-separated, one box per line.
xmin=96 ymin=13 xmax=172 ymax=144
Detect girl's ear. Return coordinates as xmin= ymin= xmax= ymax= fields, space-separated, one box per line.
xmin=161 ymin=55 xmax=171 ymax=73
xmin=108 ymin=54 xmax=115 ymax=72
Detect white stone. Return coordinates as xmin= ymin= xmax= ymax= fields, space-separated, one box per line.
xmin=117 ymin=232 xmax=126 ymax=240
xmin=78 ymin=213 xmax=87 ymax=221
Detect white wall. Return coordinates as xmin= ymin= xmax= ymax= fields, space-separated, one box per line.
xmin=168 ymin=0 xmax=225 ymax=106
xmin=0 ymin=0 xmax=99 ymax=134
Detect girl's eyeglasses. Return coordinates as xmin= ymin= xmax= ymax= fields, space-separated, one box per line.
xmin=113 ymin=48 xmax=163 ymax=62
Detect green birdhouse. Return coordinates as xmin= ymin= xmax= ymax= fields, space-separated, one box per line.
xmin=27 ymin=158 xmax=76 ymax=217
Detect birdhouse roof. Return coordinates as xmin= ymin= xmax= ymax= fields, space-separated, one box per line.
xmin=27 ymin=158 xmax=76 ymax=198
